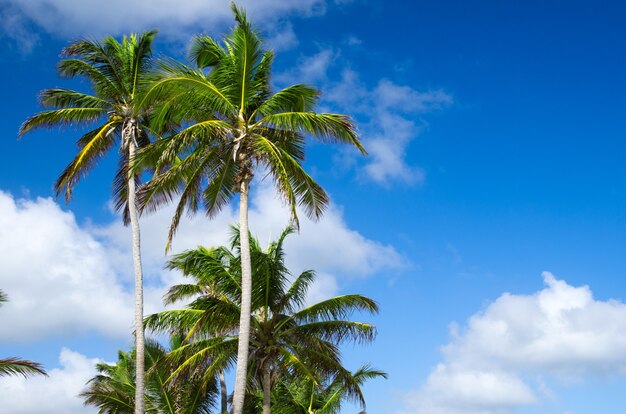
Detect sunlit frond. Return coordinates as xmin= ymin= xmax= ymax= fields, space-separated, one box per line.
xmin=0 ymin=358 xmax=47 ymax=378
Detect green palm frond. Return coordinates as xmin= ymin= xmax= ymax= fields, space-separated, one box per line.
xmin=0 ymin=358 xmax=47 ymax=378
xmin=39 ymin=88 xmax=110 ymax=109
xmin=291 ymin=320 xmax=377 ymax=345
xmin=19 ymin=108 xmax=106 ymax=136
xmin=279 ymin=270 xmax=315 ymax=312
xmin=57 ymin=58 xmax=123 ymax=97
xmin=292 ymin=295 xmax=379 ymax=324
xmin=252 ymin=84 xmax=319 ymax=117
xmin=142 ymin=63 xmax=237 ymax=121
xmin=190 ymin=35 xmax=227 ymax=69
xmin=54 ymin=121 xmax=118 ymax=201
xmin=261 ymin=112 xmax=365 ymax=153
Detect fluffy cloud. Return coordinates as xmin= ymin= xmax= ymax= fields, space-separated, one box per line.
xmin=399 ymin=272 xmax=626 ymax=414
xmin=95 ymin=180 xmax=403 ymax=299
xmin=276 ymin=49 xmax=338 ymax=84
xmin=0 ymin=192 xmax=135 ymax=341
xmin=0 ymin=0 xmax=329 ymax=50
xmin=0 ymin=348 xmax=99 ymax=414
xmin=0 ymin=186 xmax=401 ymax=343
xmin=280 ymin=52 xmax=453 ymax=186
xmin=328 ymin=70 xmax=452 ymax=185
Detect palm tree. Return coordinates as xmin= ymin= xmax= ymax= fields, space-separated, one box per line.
xmin=81 ymin=338 xmax=216 ymax=414
xmin=0 ymin=290 xmax=47 ymax=378
xmin=268 ymin=365 xmax=387 ymax=414
xmin=19 ymin=32 xmax=158 ymax=413
xmin=145 ymin=227 xmax=379 ymax=414
xmin=137 ymin=6 xmax=365 ymax=413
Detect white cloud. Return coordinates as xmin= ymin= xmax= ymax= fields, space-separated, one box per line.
xmin=277 ymin=49 xmax=338 ymax=85
xmin=0 ymin=183 xmax=401 ymax=343
xmin=400 ymin=272 xmax=626 ymax=414
xmin=0 ymin=0 xmax=328 ymax=48
xmin=0 ymin=5 xmax=39 ymax=54
xmin=0 ymin=191 xmax=135 ymax=342
xmin=264 ymin=21 xmax=299 ymax=51
xmin=325 ymin=69 xmax=452 ymax=185
xmin=404 ymin=366 xmax=536 ymax=414
xmin=280 ymin=59 xmax=452 ymax=185
xmin=0 ymin=348 xmax=99 ymax=414
xmin=95 ymin=180 xmax=403 ymax=303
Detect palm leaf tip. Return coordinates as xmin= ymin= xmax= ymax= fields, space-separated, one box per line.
xmin=0 ymin=358 xmax=48 ymax=378
xmin=231 ymin=1 xmax=248 ymax=25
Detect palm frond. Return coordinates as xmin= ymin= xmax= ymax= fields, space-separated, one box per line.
xmin=252 ymin=84 xmax=319 ymax=118
xmin=190 ymin=35 xmax=227 ymax=69
xmin=292 ymin=295 xmax=379 ymax=323
xmin=54 ymin=122 xmax=118 ymax=201
xmin=0 ymin=358 xmax=47 ymax=378
xmin=19 ymin=108 xmax=106 ymax=137
xmin=291 ymin=320 xmax=377 ymax=345
xmin=261 ymin=112 xmax=365 ymax=153
xmin=39 ymin=88 xmax=110 ymax=109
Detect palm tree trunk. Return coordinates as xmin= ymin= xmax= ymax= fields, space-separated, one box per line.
xmin=262 ymin=366 xmax=271 ymax=414
xmin=219 ymin=370 xmax=228 ymax=414
xmin=232 ymin=179 xmax=252 ymax=414
xmin=127 ymin=133 xmax=145 ymax=414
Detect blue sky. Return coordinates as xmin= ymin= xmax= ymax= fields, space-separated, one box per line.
xmin=1 ymin=0 xmax=626 ymax=413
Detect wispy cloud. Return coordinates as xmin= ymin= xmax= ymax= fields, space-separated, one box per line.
xmin=399 ymin=272 xmax=626 ymax=414
xmin=0 ymin=0 xmax=331 ymax=53
xmin=0 ymin=5 xmax=39 ymax=54
xmin=278 ymin=49 xmax=453 ymax=187
xmin=326 ymin=69 xmax=452 ymax=186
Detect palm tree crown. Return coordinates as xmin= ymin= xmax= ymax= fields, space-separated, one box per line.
xmin=138 ymin=4 xmax=365 ymax=246
xmin=19 ymin=31 xmax=156 ymax=217
xmin=145 ymin=226 xmax=380 ymax=414
xmin=81 ymin=338 xmax=216 ymax=414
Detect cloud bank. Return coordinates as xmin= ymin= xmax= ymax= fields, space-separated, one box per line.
xmin=400 ymin=272 xmax=626 ymax=414
xmin=0 ymin=348 xmax=99 ymax=414
xmin=0 ymin=187 xmax=401 ymax=343
xmin=0 ymin=0 xmax=334 ymax=51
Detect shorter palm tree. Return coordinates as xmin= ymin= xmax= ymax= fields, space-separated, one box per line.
xmin=268 ymin=365 xmax=387 ymax=414
xmin=81 ymin=338 xmax=216 ymax=414
xmin=0 ymin=290 xmax=47 ymax=378
xmin=145 ymin=226 xmax=380 ymax=414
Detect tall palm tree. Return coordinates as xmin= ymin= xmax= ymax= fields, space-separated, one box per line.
xmin=19 ymin=32 xmax=158 ymax=413
xmin=144 ymin=227 xmax=379 ymax=414
xmin=81 ymin=338 xmax=216 ymax=414
xmin=137 ymin=6 xmax=365 ymax=413
xmin=0 ymin=290 xmax=47 ymax=378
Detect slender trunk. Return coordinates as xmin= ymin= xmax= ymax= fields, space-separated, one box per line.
xmin=232 ymin=180 xmax=252 ymax=414
xmin=262 ymin=366 xmax=271 ymax=414
xmin=219 ymin=370 xmax=228 ymax=414
xmin=128 ymin=131 xmax=145 ymax=414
